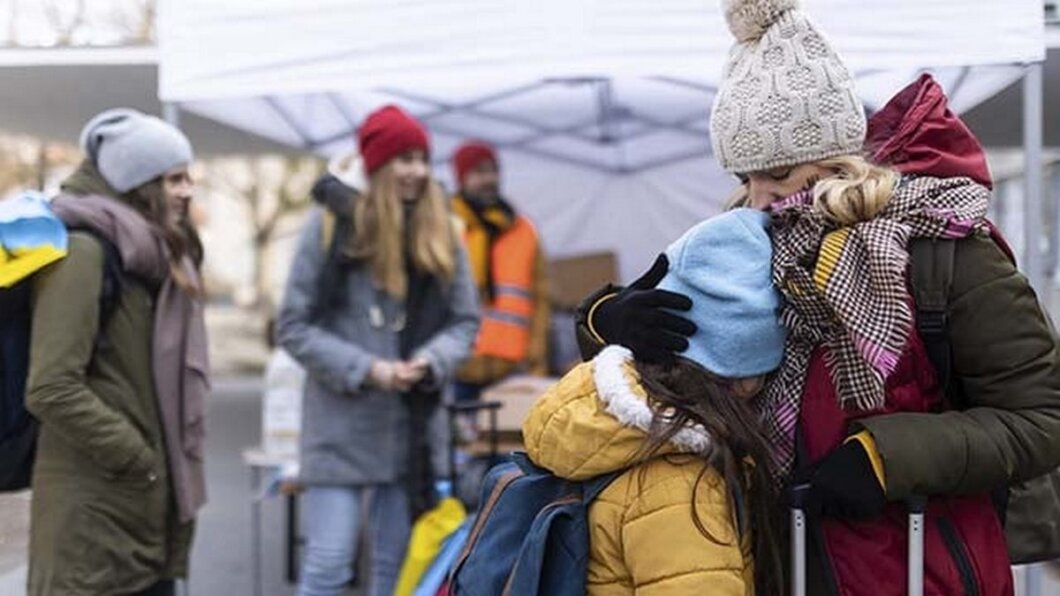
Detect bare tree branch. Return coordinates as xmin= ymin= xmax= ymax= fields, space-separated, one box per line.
xmin=136 ymin=0 xmax=156 ymax=44
xmin=7 ymin=1 xmax=19 ymax=46
xmin=43 ymin=0 xmax=87 ymax=46
xmin=107 ymin=0 xmax=156 ymax=44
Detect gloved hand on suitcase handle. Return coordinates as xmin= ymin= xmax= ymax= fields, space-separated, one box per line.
xmin=802 ymin=440 xmax=887 ymax=520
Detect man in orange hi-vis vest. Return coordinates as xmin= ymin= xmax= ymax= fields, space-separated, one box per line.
xmin=450 ymin=141 xmax=550 ymax=404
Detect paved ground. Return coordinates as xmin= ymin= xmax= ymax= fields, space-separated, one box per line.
xmin=1 ymin=375 xmax=1059 ymax=595
xmin=188 ymin=377 xmax=364 ymax=596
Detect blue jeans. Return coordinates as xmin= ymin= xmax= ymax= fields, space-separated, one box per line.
xmin=298 ymin=484 xmax=411 ymax=596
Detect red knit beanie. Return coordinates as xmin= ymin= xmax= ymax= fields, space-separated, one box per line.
xmin=453 ymin=141 xmax=498 ymax=186
xmin=357 ymin=105 xmax=430 ymax=176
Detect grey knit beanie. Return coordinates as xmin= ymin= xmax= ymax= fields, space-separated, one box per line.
xmin=709 ymin=0 xmax=866 ymax=174
xmin=79 ymin=108 xmax=194 ymax=193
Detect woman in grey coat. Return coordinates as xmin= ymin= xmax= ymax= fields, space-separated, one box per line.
xmin=277 ymin=105 xmax=479 ymax=596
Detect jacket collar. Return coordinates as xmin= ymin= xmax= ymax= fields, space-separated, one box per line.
xmin=592 ymin=345 xmax=714 ymax=454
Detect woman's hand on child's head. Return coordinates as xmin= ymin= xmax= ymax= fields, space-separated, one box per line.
xmin=592 ymin=254 xmax=697 ymax=363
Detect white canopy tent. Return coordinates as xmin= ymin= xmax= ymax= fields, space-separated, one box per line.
xmin=157 ymin=0 xmax=1046 ymax=285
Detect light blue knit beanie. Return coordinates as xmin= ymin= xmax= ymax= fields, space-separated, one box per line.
xmin=79 ymin=108 xmax=193 ymax=193
xmin=657 ymin=208 xmax=787 ymax=378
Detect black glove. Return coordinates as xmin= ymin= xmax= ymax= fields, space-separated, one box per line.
xmin=590 ymin=254 xmax=696 ymax=363
xmin=804 ymin=440 xmax=887 ymax=520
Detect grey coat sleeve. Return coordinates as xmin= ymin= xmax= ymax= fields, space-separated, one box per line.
xmin=413 ymin=241 xmax=481 ymax=387
xmin=276 ymin=208 xmax=376 ymax=395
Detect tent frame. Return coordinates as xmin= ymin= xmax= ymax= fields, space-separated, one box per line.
xmin=170 ymin=77 xmax=720 ymax=175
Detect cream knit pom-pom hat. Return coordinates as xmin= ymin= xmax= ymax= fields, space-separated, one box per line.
xmin=709 ymin=0 xmax=866 ymax=174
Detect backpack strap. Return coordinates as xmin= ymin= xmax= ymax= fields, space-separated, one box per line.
xmin=311 ymin=209 xmax=353 ymax=320
xmin=510 ymin=451 xmax=621 ymax=505
xmin=320 ymin=209 xmax=337 ymax=253
xmin=581 ymin=470 xmax=622 ymax=504
xmin=910 ymin=239 xmax=957 ymax=402
xmin=67 ymin=229 xmax=124 ymax=348
xmin=94 ymin=234 xmax=124 ymax=329
xmin=911 ymin=233 xmax=1017 ymax=522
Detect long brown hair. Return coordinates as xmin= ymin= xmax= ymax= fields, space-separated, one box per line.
xmin=122 ymin=179 xmax=203 ymax=294
xmin=347 ymin=161 xmax=456 ymax=299
xmin=634 ymin=358 xmax=783 ymax=596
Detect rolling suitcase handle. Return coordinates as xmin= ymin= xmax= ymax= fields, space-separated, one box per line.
xmin=907 ymin=495 xmax=928 ymax=596
xmin=446 ymin=401 xmax=503 ymax=487
xmin=790 ymin=484 xmax=812 ymax=596
xmin=790 ymin=486 xmax=928 ymax=596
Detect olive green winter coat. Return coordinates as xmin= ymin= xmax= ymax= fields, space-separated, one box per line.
xmin=26 ymin=232 xmax=193 ymax=595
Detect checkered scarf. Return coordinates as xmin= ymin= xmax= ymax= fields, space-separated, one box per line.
xmin=756 ymin=175 xmax=991 ymax=482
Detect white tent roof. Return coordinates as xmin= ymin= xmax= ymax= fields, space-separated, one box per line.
xmin=158 ymin=0 xmax=1046 ymax=282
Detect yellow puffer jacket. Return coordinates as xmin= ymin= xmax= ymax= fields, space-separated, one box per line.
xmin=522 ymin=345 xmax=754 ymax=595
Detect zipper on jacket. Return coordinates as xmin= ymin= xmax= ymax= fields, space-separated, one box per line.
xmin=937 ymin=517 xmax=980 ymax=596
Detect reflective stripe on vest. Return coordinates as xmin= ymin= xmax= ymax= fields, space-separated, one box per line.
xmin=472 ymin=216 xmax=537 ymax=362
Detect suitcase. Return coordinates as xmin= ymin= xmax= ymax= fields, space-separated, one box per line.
xmin=790 ymin=485 xmax=928 ymax=596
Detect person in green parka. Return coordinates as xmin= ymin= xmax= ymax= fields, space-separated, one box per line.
xmin=26 ymin=108 xmax=208 ymax=596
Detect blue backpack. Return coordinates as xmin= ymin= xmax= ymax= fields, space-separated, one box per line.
xmin=449 ymin=452 xmax=620 ymax=596
xmin=0 ymin=193 xmax=124 ymax=491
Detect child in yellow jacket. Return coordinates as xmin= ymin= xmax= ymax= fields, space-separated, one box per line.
xmin=523 ymin=209 xmax=787 ymax=595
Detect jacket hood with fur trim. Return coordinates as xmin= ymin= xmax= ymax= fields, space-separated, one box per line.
xmin=522 ymin=345 xmax=713 ymax=480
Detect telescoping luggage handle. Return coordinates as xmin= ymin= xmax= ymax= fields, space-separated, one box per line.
xmin=790 ymin=485 xmax=927 ymax=596
xmin=907 ymin=495 xmax=928 ymax=596
xmin=446 ymin=400 xmax=503 ymax=488
xmin=790 ymin=484 xmax=811 ymax=596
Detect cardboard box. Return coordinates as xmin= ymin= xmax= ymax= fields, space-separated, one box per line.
xmin=548 ymin=252 xmax=618 ymax=311
xmin=479 ymin=374 xmax=561 ymax=433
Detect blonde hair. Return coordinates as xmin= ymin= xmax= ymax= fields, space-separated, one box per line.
xmin=812 ymin=155 xmax=899 ymax=225
xmin=348 ymin=163 xmax=456 ymax=299
xmin=725 ymin=184 xmax=750 ymax=210
xmin=725 ymin=155 xmax=899 ymax=226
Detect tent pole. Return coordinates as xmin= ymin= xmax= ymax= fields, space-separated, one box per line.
xmin=1050 ymin=164 xmax=1060 ymax=304
xmin=992 ymin=178 xmax=1008 ymax=234
xmin=1023 ymin=62 xmax=1045 ymax=300
xmin=163 ymin=102 xmax=181 ymax=129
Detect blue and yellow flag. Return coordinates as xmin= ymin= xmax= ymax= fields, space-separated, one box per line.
xmin=0 ymin=191 xmax=68 ymax=288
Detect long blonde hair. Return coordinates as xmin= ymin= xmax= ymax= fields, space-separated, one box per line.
xmin=726 ymin=155 xmax=899 ymax=225
xmin=348 ymin=162 xmax=456 ymax=299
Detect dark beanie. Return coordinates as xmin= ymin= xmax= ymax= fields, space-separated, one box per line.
xmin=357 ymin=105 xmax=430 ymax=176
xmin=453 ymin=141 xmax=498 ymax=186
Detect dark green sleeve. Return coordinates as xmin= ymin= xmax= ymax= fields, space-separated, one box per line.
xmin=857 ymin=234 xmax=1060 ymax=499
xmin=26 ymin=234 xmax=153 ymax=476
xmin=573 ymin=283 xmax=619 ymax=361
